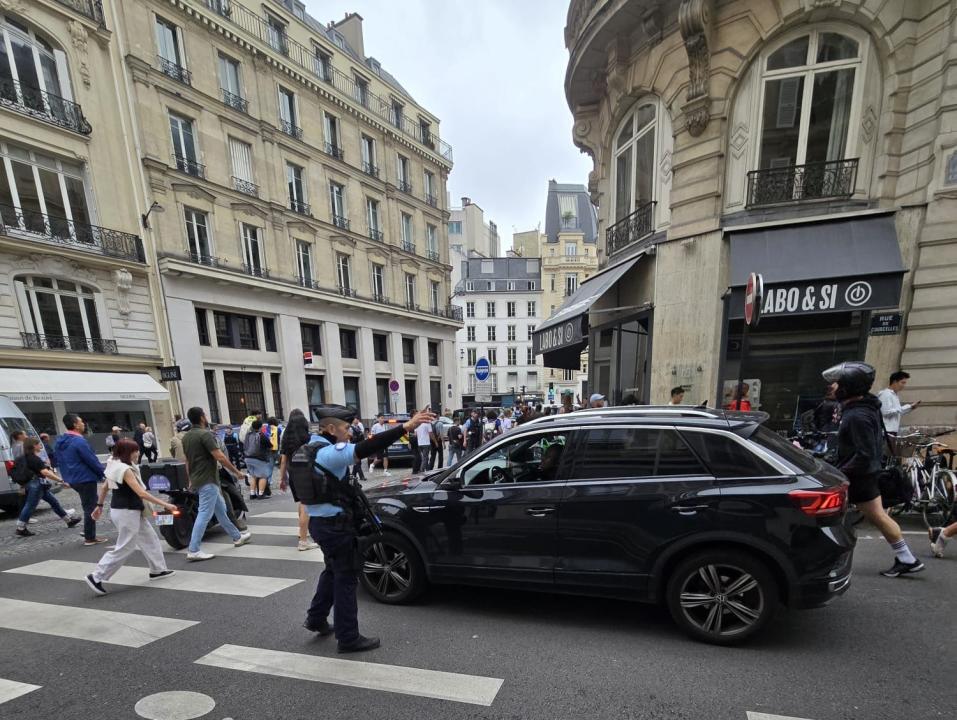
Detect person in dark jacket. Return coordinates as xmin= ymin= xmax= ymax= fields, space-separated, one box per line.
xmin=54 ymin=413 xmax=107 ymax=545
xmin=39 ymin=433 xmax=57 ymax=469
xmin=823 ymin=361 xmax=923 ymax=578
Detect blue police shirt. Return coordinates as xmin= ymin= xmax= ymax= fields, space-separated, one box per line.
xmin=303 ymin=434 xmax=357 ymax=518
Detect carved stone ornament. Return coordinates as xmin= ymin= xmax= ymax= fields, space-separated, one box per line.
xmin=678 ymin=0 xmax=713 ymax=136
xmin=27 ymin=254 xmax=97 ymax=284
xmin=69 ymin=21 xmax=91 ymax=88
xmin=587 ymin=169 xmax=600 ymax=206
xmin=642 ymin=7 xmax=663 ymax=44
xmin=804 ymin=0 xmax=840 ymax=9
xmin=112 ymin=269 xmax=133 ymax=324
xmin=0 ymin=0 xmax=28 ymax=16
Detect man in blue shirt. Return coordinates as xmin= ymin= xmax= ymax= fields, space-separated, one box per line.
xmin=301 ymin=403 xmax=435 ymax=653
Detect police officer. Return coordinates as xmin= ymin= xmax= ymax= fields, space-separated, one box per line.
xmin=299 ymin=403 xmax=436 ymax=653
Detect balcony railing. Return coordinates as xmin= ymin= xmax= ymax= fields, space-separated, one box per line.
xmin=54 ymin=0 xmax=105 ymax=25
xmin=0 ymin=77 xmax=92 ymax=135
xmin=371 ymin=292 xmax=388 ymax=305
xmin=0 ymin=203 xmax=144 ymax=262
xmin=401 ymin=240 xmax=416 ymax=254
xmin=232 ymin=176 xmax=259 ymax=197
xmin=242 ymin=263 xmax=269 ymax=279
xmin=22 ymin=332 xmax=118 ymax=355
xmin=195 ymin=0 xmax=453 ymax=162
xmin=332 ymin=214 xmax=350 ymax=231
xmin=172 ymin=154 xmax=206 ymax=179
xmin=290 ymin=199 xmax=311 ymax=216
xmin=425 ymin=193 xmax=438 ymax=208
xmin=338 ymin=285 xmax=357 ymax=298
xmin=397 ymin=180 xmax=413 ymax=194
xmin=560 ymin=217 xmax=581 ymax=230
xmin=369 ymin=228 xmax=384 ymax=242
xmin=157 ymin=56 xmax=191 ymax=85
xmin=405 ymin=301 xmax=420 ymax=311
xmin=279 ymin=119 xmax=303 ymax=139
xmin=427 ymin=249 xmax=440 ymax=261
xmin=221 ymin=89 xmax=248 ymax=113
xmin=746 ymin=158 xmax=859 ymax=208
xmin=606 ymin=200 xmax=655 ymax=256
xmin=298 ymin=276 xmax=321 ymax=290
xmin=324 ymin=142 xmax=344 ymax=161
xmin=187 ymin=251 xmax=223 ymax=267
xmin=362 ymin=162 xmax=379 ymax=178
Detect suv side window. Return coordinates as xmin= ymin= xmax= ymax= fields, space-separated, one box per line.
xmin=679 ymin=430 xmax=778 ymax=478
xmin=462 ymin=432 xmax=570 ymax=486
xmin=574 ymin=428 xmax=708 ymax=479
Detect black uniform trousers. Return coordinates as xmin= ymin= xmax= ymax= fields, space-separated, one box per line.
xmin=306 ymin=516 xmax=360 ymax=644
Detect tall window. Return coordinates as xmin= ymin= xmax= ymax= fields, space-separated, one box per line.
xmin=15 ymin=275 xmax=104 ymax=349
xmin=426 ymin=224 xmax=438 ymax=259
xmin=0 ymin=15 xmax=76 ymax=121
xmin=314 ymin=49 xmax=331 ymax=81
xmin=371 ymin=262 xmax=385 ymax=299
xmin=565 ymin=274 xmax=578 ymax=296
xmin=487 ymin=326 xmax=496 ymax=341
xmin=486 ymin=301 xmax=496 ymax=318
xmin=507 ymin=302 xmax=516 ymax=318
xmin=429 ymin=280 xmax=440 ymax=312
xmin=563 ymin=368 xmax=574 ymax=382
xmin=184 ymin=208 xmax=211 ymax=262
xmin=396 ymin=154 xmax=411 ymax=190
xmin=527 ymin=300 xmax=536 ymax=316
xmin=361 ymin=135 xmax=377 ymax=175
xmin=228 ymin=138 xmax=255 ymax=195
xmin=405 ymin=273 xmax=416 ymax=308
xmin=296 ymin=240 xmax=313 ymax=285
xmin=266 ymin=14 xmax=288 ymax=54
xmin=278 ymin=86 xmax=298 ymax=135
xmin=323 ymin=112 xmax=342 ymax=158
xmin=329 ymin=182 xmax=346 ymax=227
xmin=287 ymin=163 xmax=307 ymax=213
xmin=558 ymin=194 xmax=578 ymax=229
xmin=373 ymin=333 xmax=388 ymax=362
xmin=300 ymin=322 xmax=322 ymax=355
xmin=526 ymin=347 xmax=534 ymax=365
xmin=169 ymin=112 xmax=199 ymax=172
xmin=339 ymin=328 xmax=357 ymax=359
xmin=466 ymin=326 xmax=476 ymax=342
xmin=565 ymin=242 xmax=578 ymax=256
xmin=367 ymin=198 xmax=381 ymax=239
xmin=423 ymin=170 xmax=436 ymax=203
xmin=466 ymin=301 xmax=475 ymax=318
xmin=613 ymin=101 xmax=657 ymax=222
xmin=449 ymin=221 xmax=462 ymax=235
xmin=204 ymin=370 xmax=220 ymax=424
xmin=336 ymin=253 xmax=352 ymax=292
xmin=466 ymin=348 xmax=477 ymax=365
xmin=155 ymin=17 xmax=184 ymax=68
xmin=392 ymin=100 xmax=404 ymax=128
xmin=507 ymin=347 xmax=517 ymax=365
xmin=218 ymin=54 xmax=243 ymax=108
xmin=507 ymin=324 xmax=516 ymax=341
xmin=400 ymin=212 xmax=414 ymax=249
xmin=223 ymin=371 xmax=264 ymax=422
xmin=196 ymin=308 xmax=210 ymax=346
xmin=354 ymin=75 xmax=369 ymax=107
xmin=528 ymin=324 xmax=535 ymax=340
xmin=758 ymin=30 xmax=862 ymax=170
xmin=241 ymin=223 xmax=264 ymax=276
xmin=488 ymin=347 xmax=497 ymax=365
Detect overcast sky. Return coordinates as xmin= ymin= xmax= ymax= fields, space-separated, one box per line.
xmin=305 ymin=0 xmax=592 ymax=250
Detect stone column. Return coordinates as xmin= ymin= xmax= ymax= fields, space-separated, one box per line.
xmin=277 ymin=314 xmax=307 ymax=414
xmin=213 ymin=369 xmax=229 ymax=424
xmin=357 ymin=327 xmax=377 ymax=420
xmin=165 ymin=296 xmax=206 ymax=411
xmin=416 ymin=335 xmax=431 ymax=409
xmin=322 ymin=321 xmax=345 ymax=404
xmin=389 ymin=331 xmax=405 ymax=413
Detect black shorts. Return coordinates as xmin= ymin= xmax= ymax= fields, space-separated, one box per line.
xmin=847 ymin=474 xmax=881 ymax=504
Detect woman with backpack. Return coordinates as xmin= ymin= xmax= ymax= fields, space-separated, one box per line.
xmin=277 ymin=409 xmax=319 ymax=551
xmin=13 ymin=437 xmax=81 ymax=537
xmin=244 ymin=419 xmax=272 ymax=499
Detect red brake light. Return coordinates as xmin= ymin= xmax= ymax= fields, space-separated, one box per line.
xmin=788 ymin=486 xmax=847 ymax=517
xmin=3 ymin=460 xmax=14 ymax=473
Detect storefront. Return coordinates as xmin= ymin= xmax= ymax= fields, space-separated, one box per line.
xmin=0 ymin=368 xmax=170 ymax=452
xmin=720 ymin=212 xmax=905 ymax=432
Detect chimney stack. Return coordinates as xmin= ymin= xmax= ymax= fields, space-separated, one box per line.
xmin=461 ymin=196 xmax=471 ymax=206
xmin=333 ymin=13 xmax=364 ymax=58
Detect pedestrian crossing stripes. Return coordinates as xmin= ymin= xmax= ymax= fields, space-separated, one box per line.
xmin=0 ymin=597 xmax=197 ymax=647
xmin=0 ymin=678 xmax=41 ymax=705
xmin=4 ymin=560 xmax=302 ymax=597
xmin=194 ymin=644 xmax=504 ymax=706
xmin=171 ymin=542 xmax=324 ymax=563
xmin=241 ymin=524 xmax=299 ymax=536
xmin=250 ymin=511 xmax=299 ymax=519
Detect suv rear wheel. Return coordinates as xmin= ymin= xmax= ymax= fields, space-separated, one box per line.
xmin=665 ymin=549 xmax=777 ymax=645
xmin=359 ymin=532 xmax=426 ymax=604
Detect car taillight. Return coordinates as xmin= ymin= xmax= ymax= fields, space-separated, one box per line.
xmin=788 ymin=486 xmax=847 ymax=517
xmin=4 ymin=460 xmax=13 ymax=473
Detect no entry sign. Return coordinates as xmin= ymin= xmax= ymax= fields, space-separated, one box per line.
xmin=744 ymin=272 xmax=764 ymax=327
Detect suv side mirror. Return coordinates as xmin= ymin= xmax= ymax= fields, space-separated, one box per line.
xmin=442 ymin=474 xmax=463 ymax=490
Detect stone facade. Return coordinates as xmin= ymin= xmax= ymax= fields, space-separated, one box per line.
xmin=565 ymin=0 xmax=957 ymax=428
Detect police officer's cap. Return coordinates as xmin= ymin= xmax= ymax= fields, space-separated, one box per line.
xmin=313 ymin=404 xmax=357 ymax=424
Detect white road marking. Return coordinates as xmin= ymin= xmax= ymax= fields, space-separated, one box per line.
xmin=195 ymin=643 xmax=504 ymax=706
xmin=0 ymin=597 xmax=196 ymax=648
xmin=170 ymin=542 xmax=324 ymax=563
xmin=134 ymin=690 xmax=216 ymax=720
xmin=0 ymin=678 xmax=41 ymax=705
xmin=747 ymin=713 xmax=815 ymax=720
xmin=250 ymin=511 xmax=299 ymax=519
xmin=4 ymin=560 xmax=301 ymax=598
xmin=242 ymin=524 xmax=299 ymax=536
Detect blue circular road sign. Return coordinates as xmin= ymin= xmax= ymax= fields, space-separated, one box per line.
xmin=474 ymin=357 xmax=491 ymax=382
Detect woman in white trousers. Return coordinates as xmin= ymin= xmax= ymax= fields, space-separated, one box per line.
xmin=85 ymin=438 xmax=179 ymax=596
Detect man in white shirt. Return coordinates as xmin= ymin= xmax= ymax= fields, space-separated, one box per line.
xmin=414 ymin=421 xmax=434 ymax=473
xmin=668 ymin=386 xmax=685 ymax=406
xmin=877 ymin=370 xmax=920 ymax=434
xmin=367 ymin=414 xmax=391 ymax=476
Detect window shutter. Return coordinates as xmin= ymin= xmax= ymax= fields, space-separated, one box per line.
xmin=229 ymin=139 xmax=253 ymax=182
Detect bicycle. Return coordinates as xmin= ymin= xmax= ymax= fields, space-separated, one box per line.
xmin=889 ymin=433 xmax=956 ymax=528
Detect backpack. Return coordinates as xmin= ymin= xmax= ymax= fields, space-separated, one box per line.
xmin=10 ymin=456 xmax=33 ymax=486
xmin=243 ymin=430 xmax=268 ymax=460
xmin=350 ymin=424 xmax=365 ymax=444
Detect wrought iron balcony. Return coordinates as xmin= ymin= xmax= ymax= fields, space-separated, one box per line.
xmin=54 ymin=0 xmax=105 ymax=25
xmin=445 ymin=305 xmax=464 ymax=321
xmin=290 ymin=199 xmax=311 ymax=216
xmin=401 ymin=240 xmax=416 ymax=254
xmin=362 ymin=161 xmax=379 ymax=178
xmin=0 ymin=78 xmax=92 ymax=135
xmin=371 ymin=292 xmax=388 ymax=305
xmin=279 ymin=119 xmax=303 ymax=139
xmin=22 ymin=332 xmax=118 ymax=355
xmin=242 ymin=263 xmax=269 ymax=279
xmin=369 ymin=228 xmax=384 ymax=242
xmin=232 ymin=176 xmax=259 ymax=197
xmin=0 ymin=203 xmax=144 ymax=262
xmin=397 ymin=180 xmax=413 ymax=194
xmin=157 ymin=56 xmax=191 ymax=85
xmin=338 ymin=285 xmax=357 ymax=298
xmin=222 ymin=89 xmax=248 ymax=113
xmin=425 ymin=193 xmax=438 ymax=208
xmin=298 ymin=276 xmax=321 ymax=290
xmin=405 ymin=301 xmax=420 ymax=311
xmin=324 ymin=142 xmax=344 ymax=161
xmin=605 ymin=200 xmax=655 ymax=256
xmin=172 ymin=154 xmax=206 ymax=178
xmin=427 ymin=250 xmax=440 ymax=262
xmin=187 ymin=251 xmax=222 ymax=267
xmin=332 ymin=214 xmax=350 ymax=231
xmin=204 ymin=0 xmax=231 ymax=18
xmin=746 ymin=158 xmax=859 ymax=207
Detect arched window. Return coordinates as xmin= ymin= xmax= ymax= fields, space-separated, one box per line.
xmin=15 ymin=275 xmax=111 ymax=353
xmin=758 ymin=30 xmax=862 ymax=170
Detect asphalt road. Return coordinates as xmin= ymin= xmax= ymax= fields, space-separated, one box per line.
xmin=0 ymin=480 xmax=952 ymax=720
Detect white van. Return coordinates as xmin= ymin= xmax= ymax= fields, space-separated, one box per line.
xmin=0 ymin=395 xmax=47 ymax=513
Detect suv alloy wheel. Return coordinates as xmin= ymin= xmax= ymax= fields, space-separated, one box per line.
xmin=359 ymin=532 xmax=426 ymax=603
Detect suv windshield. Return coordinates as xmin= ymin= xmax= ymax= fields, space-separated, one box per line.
xmin=743 ymin=424 xmax=820 ymax=474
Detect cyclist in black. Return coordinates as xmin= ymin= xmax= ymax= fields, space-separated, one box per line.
xmin=823 ymin=361 xmax=924 ymax=577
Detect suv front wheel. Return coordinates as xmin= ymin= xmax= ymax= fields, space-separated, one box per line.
xmin=665 ymin=549 xmax=777 ymax=645
xmin=359 ymin=532 xmax=426 ymax=604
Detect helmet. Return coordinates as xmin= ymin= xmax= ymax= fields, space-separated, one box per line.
xmin=174 ymin=419 xmax=192 ymax=432
xmin=822 ymin=361 xmax=875 ymax=398
xmin=312 ymin=404 xmax=357 ymax=424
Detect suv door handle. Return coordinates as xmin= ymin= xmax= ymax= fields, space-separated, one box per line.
xmin=525 ymin=507 xmax=556 ymax=517
xmin=671 ymin=504 xmax=709 ymax=513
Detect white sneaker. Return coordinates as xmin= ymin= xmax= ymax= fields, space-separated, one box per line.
xmin=27 ymin=518 xmax=38 ymax=524
xmin=186 ymin=551 xmax=215 ymax=562
xmin=233 ymin=532 xmax=252 ymax=547
xmin=298 ymin=539 xmax=319 ymax=551
xmin=383 ymin=471 xmax=392 ymax=477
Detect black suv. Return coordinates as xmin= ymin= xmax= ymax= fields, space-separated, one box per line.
xmin=360 ymin=407 xmax=855 ymax=644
